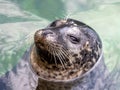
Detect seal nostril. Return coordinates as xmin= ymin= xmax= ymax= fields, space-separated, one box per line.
xmin=42 ymin=30 xmax=54 ymax=36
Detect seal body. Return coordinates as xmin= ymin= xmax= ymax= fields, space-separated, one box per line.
xmin=0 ymin=48 xmax=38 ymax=90
xmin=30 ymin=19 xmax=107 ymax=90
xmin=0 ymin=19 xmax=107 ymax=90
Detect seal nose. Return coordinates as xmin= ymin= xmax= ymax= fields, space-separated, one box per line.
xmin=34 ymin=30 xmax=54 ymax=41
xmin=34 ymin=29 xmax=56 ymax=46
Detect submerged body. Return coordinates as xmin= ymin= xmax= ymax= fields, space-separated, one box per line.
xmin=0 ymin=19 xmax=108 ymax=90
xmin=0 ymin=48 xmax=38 ymax=90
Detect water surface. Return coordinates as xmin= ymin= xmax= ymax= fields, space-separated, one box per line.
xmin=0 ymin=0 xmax=120 ymax=89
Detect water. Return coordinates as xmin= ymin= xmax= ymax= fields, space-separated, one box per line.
xmin=0 ymin=0 xmax=120 ymax=89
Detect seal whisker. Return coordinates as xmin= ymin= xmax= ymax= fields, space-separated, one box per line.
xmin=59 ymin=50 xmax=67 ymax=64
xmin=58 ymin=52 xmax=67 ymax=66
xmin=52 ymin=49 xmax=58 ymax=66
xmin=56 ymin=52 xmax=66 ymax=69
xmin=47 ymin=41 xmax=73 ymax=67
xmin=64 ymin=48 xmax=74 ymax=64
xmin=47 ymin=42 xmax=67 ymax=69
xmin=61 ymin=48 xmax=72 ymax=63
xmin=62 ymin=50 xmax=69 ymax=59
xmin=61 ymin=47 xmax=69 ymax=57
xmin=47 ymin=45 xmax=53 ymax=62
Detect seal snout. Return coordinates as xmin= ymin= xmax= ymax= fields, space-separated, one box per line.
xmin=35 ymin=29 xmax=54 ymax=41
xmin=34 ymin=29 xmax=58 ymax=50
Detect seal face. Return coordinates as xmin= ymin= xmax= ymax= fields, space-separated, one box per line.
xmin=31 ymin=18 xmax=102 ymax=80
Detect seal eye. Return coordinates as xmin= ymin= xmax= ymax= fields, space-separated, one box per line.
xmin=68 ymin=35 xmax=80 ymax=44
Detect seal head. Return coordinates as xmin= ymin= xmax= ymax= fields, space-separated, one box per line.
xmin=31 ymin=18 xmax=102 ymax=80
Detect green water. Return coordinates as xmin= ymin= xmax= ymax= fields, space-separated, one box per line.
xmin=0 ymin=0 xmax=120 ymax=89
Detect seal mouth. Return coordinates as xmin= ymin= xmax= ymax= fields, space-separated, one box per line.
xmin=36 ymin=42 xmax=69 ymax=68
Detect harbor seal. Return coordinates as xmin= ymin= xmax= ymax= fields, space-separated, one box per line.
xmin=31 ymin=18 xmax=102 ymax=80
xmin=0 ymin=19 xmax=107 ymax=90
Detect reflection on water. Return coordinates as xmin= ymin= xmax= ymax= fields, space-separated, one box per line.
xmin=0 ymin=0 xmax=120 ymax=89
